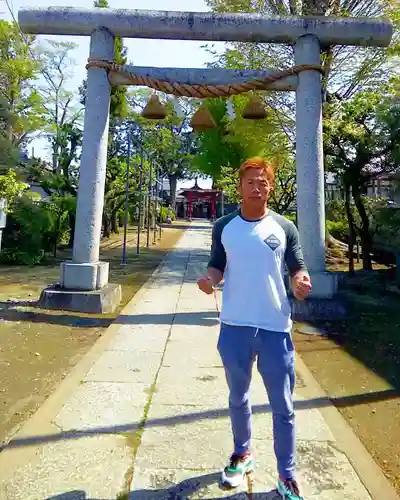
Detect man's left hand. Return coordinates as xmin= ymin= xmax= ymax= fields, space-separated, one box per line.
xmin=291 ymin=271 xmax=312 ymax=300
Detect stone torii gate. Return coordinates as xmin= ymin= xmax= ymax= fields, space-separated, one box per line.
xmin=18 ymin=7 xmax=392 ymax=313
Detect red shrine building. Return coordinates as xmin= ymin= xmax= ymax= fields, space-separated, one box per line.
xmin=175 ymin=179 xmax=222 ymax=220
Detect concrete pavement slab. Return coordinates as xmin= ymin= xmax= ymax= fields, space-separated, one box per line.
xmin=138 ymin=403 xmax=334 ymax=450
xmin=54 ymin=381 xmax=149 ymax=432
xmin=84 ymin=350 xmax=162 ymax=384
xmin=105 ymin=324 xmax=171 ymax=353
xmin=0 ymin=435 xmax=132 ymax=500
xmin=129 ymin=458 xmax=371 ymax=499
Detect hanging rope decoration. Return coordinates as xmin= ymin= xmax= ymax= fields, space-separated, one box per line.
xmin=86 ymin=57 xmax=324 ymax=98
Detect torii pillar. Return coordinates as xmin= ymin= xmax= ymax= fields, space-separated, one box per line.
xmin=18 ymin=7 xmax=392 ymax=312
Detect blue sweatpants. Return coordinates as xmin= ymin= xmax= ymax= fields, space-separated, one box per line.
xmin=217 ymin=323 xmax=296 ymax=479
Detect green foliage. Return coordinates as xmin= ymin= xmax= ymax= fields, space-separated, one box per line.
xmin=0 ymin=21 xmax=45 ymax=147
xmin=159 ymin=206 xmax=176 ymax=223
xmin=24 ymin=190 xmax=42 ymax=200
xmin=0 ymin=97 xmax=19 ymax=172
xmin=127 ymin=91 xmax=196 ymax=209
xmin=44 ymin=194 xmax=76 ymax=254
xmin=52 ymin=122 xmax=82 ymax=181
xmin=326 ymin=197 xmax=400 ymax=248
xmin=326 ymin=198 xmax=348 ymax=223
xmin=324 ymin=88 xmax=400 ymax=180
xmin=0 ymin=193 xmax=74 ymax=264
xmin=284 ymin=212 xmax=296 ymax=224
xmin=205 ymin=0 xmax=399 ymax=104
xmin=324 ymin=86 xmax=400 ymax=268
xmin=36 ymin=40 xmax=83 ymax=172
xmin=365 ymin=198 xmax=400 ymax=246
xmin=217 ymin=166 xmax=240 ymax=203
xmin=24 ymin=37 xmax=83 ymax=247
xmin=0 ymin=169 xmax=28 ymax=210
xmin=194 ymin=96 xmax=296 ymax=213
xmin=193 ymin=98 xmax=247 ymax=180
xmin=326 ymin=219 xmax=349 ymax=242
xmin=0 ymin=197 xmax=53 ymax=264
xmin=269 ymin=162 xmax=296 ymax=213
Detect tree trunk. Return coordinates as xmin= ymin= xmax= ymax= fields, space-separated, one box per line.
xmin=353 ymin=188 xmax=373 ymax=270
xmin=102 ymin=212 xmax=110 ymax=238
xmin=168 ymin=174 xmax=178 ymax=212
xmin=344 ymin=182 xmax=356 ymax=274
xmin=68 ymin=212 xmax=75 ymax=248
xmin=111 ymin=210 xmax=119 ymax=234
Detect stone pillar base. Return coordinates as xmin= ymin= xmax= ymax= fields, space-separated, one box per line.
xmin=60 ymin=261 xmax=109 ymax=291
xmin=308 ymin=271 xmax=338 ymax=299
xmin=288 ymin=271 xmax=346 ymax=321
xmin=286 ymin=271 xmax=338 ymax=299
xmin=39 ymin=283 xmax=121 ymax=314
xmin=290 ymin=294 xmax=349 ymax=322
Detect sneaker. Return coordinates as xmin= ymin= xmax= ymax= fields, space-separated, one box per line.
xmin=221 ymin=452 xmax=255 ymax=489
xmin=277 ymin=477 xmax=304 ymax=499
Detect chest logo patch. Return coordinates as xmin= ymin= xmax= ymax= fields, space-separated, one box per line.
xmin=264 ymin=234 xmax=281 ymax=251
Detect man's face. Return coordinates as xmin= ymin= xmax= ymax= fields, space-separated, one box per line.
xmin=239 ymin=167 xmax=272 ymax=206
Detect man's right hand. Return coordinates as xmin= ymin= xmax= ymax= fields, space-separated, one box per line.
xmin=197 ymin=275 xmax=214 ymax=295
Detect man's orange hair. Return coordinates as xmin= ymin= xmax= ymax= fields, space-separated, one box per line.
xmin=239 ymin=157 xmax=275 ymax=186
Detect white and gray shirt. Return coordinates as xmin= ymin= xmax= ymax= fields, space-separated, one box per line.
xmin=208 ymin=210 xmax=307 ymax=333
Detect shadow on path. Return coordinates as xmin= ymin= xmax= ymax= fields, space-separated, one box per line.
xmin=2 ymin=388 xmax=397 ymax=452
xmin=0 ymin=307 xmax=218 ymax=329
xmin=47 ymin=472 xmax=280 ymax=499
xmin=167 ymin=223 xmax=210 ymax=231
xmin=0 ymin=302 xmax=113 ymax=328
xmin=117 ymin=311 xmax=219 ymax=327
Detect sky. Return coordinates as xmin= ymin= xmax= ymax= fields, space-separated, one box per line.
xmin=2 ymin=0 xmax=221 ymax=188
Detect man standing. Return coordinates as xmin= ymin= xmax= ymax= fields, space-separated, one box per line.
xmin=198 ymin=157 xmax=312 ymax=500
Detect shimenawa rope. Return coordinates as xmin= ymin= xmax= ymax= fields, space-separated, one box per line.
xmin=86 ymin=57 xmax=324 ymax=98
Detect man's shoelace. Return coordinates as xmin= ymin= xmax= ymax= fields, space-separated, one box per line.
xmin=228 ymin=453 xmax=249 ymax=469
xmin=282 ymin=478 xmax=300 ymax=496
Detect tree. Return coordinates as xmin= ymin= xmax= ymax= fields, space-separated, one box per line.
xmin=26 ymin=121 xmax=82 ymax=246
xmin=194 ymin=98 xmax=247 ymax=182
xmin=194 ymin=95 xmax=297 ymax=213
xmin=0 ymin=97 xmax=19 ymax=173
xmin=36 ymin=40 xmax=82 ymax=172
xmin=205 ymin=0 xmax=399 ymax=253
xmin=205 ymin=0 xmax=399 ymax=105
xmin=19 ymin=38 xmax=85 ymax=246
xmin=128 ymin=90 xmax=196 ymax=210
xmin=0 ymin=21 xmax=45 ymax=148
xmin=0 ymin=169 xmax=28 ymax=209
xmin=324 ymin=86 xmax=400 ymax=270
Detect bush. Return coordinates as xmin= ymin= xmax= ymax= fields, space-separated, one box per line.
xmin=0 ymin=197 xmax=55 ymax=265
xmin=326 ymin=199 xmax=347 ymax=222
xmin=159 ymin=206 xmax=175 ymax=223
xmin=0 ymin=169 xmax=29 ymax=211
xmin=326 ymin=219 xmax=348 ymax=242
xmin=283 ymin=212 xmax=296 ymax=224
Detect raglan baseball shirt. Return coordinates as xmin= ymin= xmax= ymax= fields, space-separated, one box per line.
xmin=208 ymin=209 xmax=307 ymax=333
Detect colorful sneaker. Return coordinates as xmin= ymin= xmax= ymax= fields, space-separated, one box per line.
xmin=221 ymin=452 xmax=255 ymax=489
xmin=277 ymin=477 xmax=304 ymax=499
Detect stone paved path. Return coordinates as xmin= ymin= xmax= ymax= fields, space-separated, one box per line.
xmin=0 ymin=222 xmax=396 ymax=500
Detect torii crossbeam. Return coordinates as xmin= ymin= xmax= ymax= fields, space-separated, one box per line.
xmin=18 ymin=6 xmax=393 ymax=313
